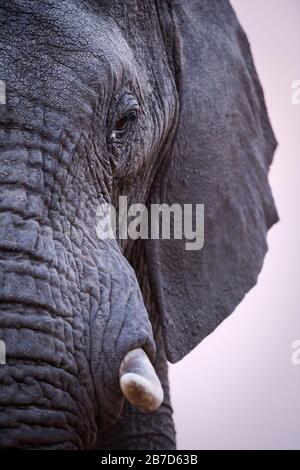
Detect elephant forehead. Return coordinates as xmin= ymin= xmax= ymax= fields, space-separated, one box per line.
xmin=0 ymin=1 xmax=137 ymax=115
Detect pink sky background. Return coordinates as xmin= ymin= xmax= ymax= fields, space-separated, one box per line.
xmin=169 ymin=0 xmax=300 ymax=450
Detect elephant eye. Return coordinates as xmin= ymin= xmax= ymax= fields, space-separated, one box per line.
xmin=113 ymin=109 xmax=138 ymax=139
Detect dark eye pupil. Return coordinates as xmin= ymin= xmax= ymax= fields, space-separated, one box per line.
xmin=115 ymin=111 xmax=137 ymax=132
xmin=115 ymin=116 xmax=128 ymax=131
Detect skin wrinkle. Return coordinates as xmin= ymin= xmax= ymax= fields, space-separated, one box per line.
xmin=5 ymin=364 xmax=92 ymax=414
xmin=0 ymin=372 xmax=95 ymax=446
xmin=0 ymin=259 xmax=78 ymax=315
xmin=0 ymin=135 xmax=86 ymax=231
xmin=0 ymin=406 xmax=79 ymax=426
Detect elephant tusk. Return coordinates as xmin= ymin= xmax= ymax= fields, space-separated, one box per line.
xmin=119 ymin=348 xmax=164 ymax=412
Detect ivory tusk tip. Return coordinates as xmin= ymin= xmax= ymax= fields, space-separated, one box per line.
xmin=119 ymin=348 xmax=164 ymax=412
xmin=120 ymin=371 xmax=163 ymax=412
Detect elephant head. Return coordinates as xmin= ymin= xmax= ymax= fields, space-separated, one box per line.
xmin=0 ymin=0 xmax=277 ymax=449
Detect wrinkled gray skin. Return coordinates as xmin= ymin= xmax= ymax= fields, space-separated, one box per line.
xmin=0 ymin=0 xmax=277 ymax=449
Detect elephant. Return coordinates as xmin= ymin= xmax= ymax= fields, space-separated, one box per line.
xmin=0 ymin=0 xmax=278 ymax=450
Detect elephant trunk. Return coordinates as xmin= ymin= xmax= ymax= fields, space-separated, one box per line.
xmin=0 ymin=128 xmax=99 ymax=448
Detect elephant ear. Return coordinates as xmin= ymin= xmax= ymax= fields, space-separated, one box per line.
xmin=144 ymin=0 xmax=278 ymax=363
